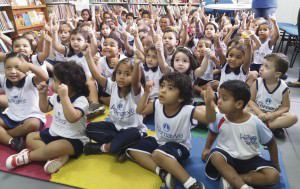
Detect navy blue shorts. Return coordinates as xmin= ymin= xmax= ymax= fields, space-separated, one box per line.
xmin=40 ymin=128 xmax=84 ymax=158
xmin=128 ymin=136 xmax=190 ymax=162
xmin=0 ymin=112 xmax=44 ymax=129
xmin=205 ymin=148 xmax=276 ymax=180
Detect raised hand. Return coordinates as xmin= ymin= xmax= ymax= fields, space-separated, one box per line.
xmin=145 ymin=80 xmax=154 ymax=94
xmin=37 ymin=82 xmax=48 ymax=94
xmin=57 ymin=83 xmax=68 ymax=98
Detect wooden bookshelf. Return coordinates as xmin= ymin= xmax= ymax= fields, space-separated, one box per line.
xmin=46 ymin=0 xmax=76 ymax=21
xmin=7 ymin=0 xmax=48 ymax=36
xmin=0 ymin=2 xmax=14 ymax=34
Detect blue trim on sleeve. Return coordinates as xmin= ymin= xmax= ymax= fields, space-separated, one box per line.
xmin=75 ymin=107 xmax=85 ymax=117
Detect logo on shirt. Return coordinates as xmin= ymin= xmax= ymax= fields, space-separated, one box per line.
xmin=163 ymin=123 xmax=170 ymax=132
xmin=265 ymin=98 xmax=272 ymax=105
xmin=117 ymin=103 xmax=123 ymax=109
xmin=8 ymin=96 xmax=26 ymax=104
xmin=240 ymin=134 xmax=258 ymax=146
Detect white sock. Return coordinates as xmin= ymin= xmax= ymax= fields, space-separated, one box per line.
xmin=100 ymin=144 xmax=107 ymax=152
xmin=155 ymin=166 xmax=161 ymax=175
xmin=8 ymin=138 xmax=13 ymax=145
xmin=183 ymin=177 xmax=197 ymax=189
xmin=240 ymin=184 xmax=253 ymax=189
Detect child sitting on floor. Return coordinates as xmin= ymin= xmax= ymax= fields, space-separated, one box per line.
xmin=202 ymin=80 xmax=280 ymax=189
xmin=6 ymin=62 xmax=90 ymax=174
xmin=248 ymin=53 xmax=298 ymax=138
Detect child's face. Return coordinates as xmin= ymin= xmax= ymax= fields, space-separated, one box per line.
xmin=102 ymin=38 xmax=119 ymax=58
xmin=189 ymin=23 xmax=196 ymax=36
xmin=258 ymin=24 xmax=270 ymax=40
xmin=142 ymin=14 xmax=150 ymax=20
xmin=159 ymin=18 xmax=170 ymax=32
xmin=141 ymin=36 xmax=153 ymax=52
xmin=24 ymin=34 xmax=37 ymax=50
xmin=115 ymin=63 xmax=132 ymax=88
xmin=126 ymin=16 xmax=134 ymax=25
xmin=222 ymin=24 xmax=232 ymax=37
xmin=4 ymin=57 xmax=26 ymax=83
xmin=101 ymin=24 xmax=111 ymax=37
xmin=13 ymin=38 xmax=33 ymax=56
xmin=59 ymin=25 xmax=71 ymax=43
xmin=205 ymin=24 xmax=216 ymax=39
xmin=159 ymin=80 xmax=182 ymax=105
xmin=195 ymin=40 xmax=211 ymax=58
xmin=70 ymin=33 xmax=86 ymax=52
xmin=259 ymin=59 xmax=278 ymax=79
xmin=145 ymin=50 xmax=158 ymax=68
xmin=217 ymin=88 xmax=241 ymax=114
xmin=173 ymin=52 xmax=190 ymax=74
xmin=81 ymin=11 xmax=90 ymax=21
xmin=227 ymin=48 xmax=244 ymax=68
xmin=163 ymin=32 xmax=177 ymax=50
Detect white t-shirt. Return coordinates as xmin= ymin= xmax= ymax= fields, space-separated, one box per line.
xmin=31 ymin=54 xmax=48 ymax=76
xmin=48 ymin=94 xmax=89 ymax=144
xmin=219 ymin=63 xmax=248 ymax=87
xmin=105 ymin=79 xmax=147 ymax=132
xmin=97 ymin=54 xmax=127 ymax=78
xmin=255 ymin=78 xmax=288 ymax=112
xmin=253 ymin=39 xmax=272 ymax=65
xmin=210 ymin=113 xmax=273 ymax=160
xmin=143 ymin=65 xmax=163 ymax=99
xmin=154 ymin=99 xmax=195 ymax=150
xmin=0 ymin=74 xmax=46 ymax=123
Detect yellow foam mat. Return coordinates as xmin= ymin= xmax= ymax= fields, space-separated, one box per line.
xmin=50 ymin=107 xmax=162 ymax=189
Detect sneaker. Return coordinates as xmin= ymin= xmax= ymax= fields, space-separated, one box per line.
xmin=44 ymin=155 xmax=69 ymax=174
xmin=273 ymin=128 xmax=285 ymax=139
xmin=6 ymin=149 xmax=30 ymax=170
xmin=10 ymin=137 xmax=25 ymax=152
xmin=189 ymin=181 xmax=206 ymax=189
xmin=83 ymin=142 xmax=103 ymax=155
xmin=87 ymin=103 xmax=105 ymax=119
xmin=219 ymin=177 xmax=232 ymax=189
xmin=158 ymin=169 xmax=176 ymax=189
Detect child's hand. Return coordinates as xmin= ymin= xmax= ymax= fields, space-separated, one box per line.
xmin=134 ymin=49 xmax=145 ymax=64
xmin=145 ymin=80 xmax=154 ymax=94
xmin=201 ymin=148 xmax=210 ymax=161
xmin=265 ymin=112 xmax=276 ymax=121
xmin=204 ymin=48 xmax=211 ymax=58
xmin=44 ymin=34 xmax=52 ymax=44
xmin=17 ymin=56 xmax=31 ymax=73
xmin=258 ymin=113 xmax=267 ymax=122
xmin=81 ymin=43 xmax=91 ymax=57
xmin=154 ymin=34 xmax=163 ymax=52
xmin=243 ymin=36 xmax=251 ymax=46
xmin=57 ymin=84 xmax=68 ymax=98
xmin=37 ymin=82 xmax=48 ymax=94
xmin=204 ymin=84 xmax=214 ymax=104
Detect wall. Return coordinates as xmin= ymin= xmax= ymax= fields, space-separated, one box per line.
xmin=276 ymin=0 xmax=299 ymax=24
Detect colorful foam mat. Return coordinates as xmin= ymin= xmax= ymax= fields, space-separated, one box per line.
xmin=0 ymin=108 xmax=291 ymax=189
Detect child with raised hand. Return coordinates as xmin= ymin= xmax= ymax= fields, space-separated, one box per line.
xmin=248 ymin=53 xmax=297 ymax=138
xmin=82 ymin=45 xmax=147 ymax=159
xmin=127 ymin=72 xmax=206 ymax=189
xmin=202 ymin=80 xmax=280 ymax=189
xmin=163 ymin=28 xmax=179 ymax=65
xmin=251 ymin=16 xmax=280 ymax=72
xmin=0 ymin=52 xmax=48 ymax=152
xmin=6 ymin=61 xmax=90 ymax=173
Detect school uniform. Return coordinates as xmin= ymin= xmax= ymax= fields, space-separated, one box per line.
xmin=219 ymin=63 xmax=248 ymax=87
xmin=251 ymin=39 xmax=272 ymax=72
xmin=205 ymin=113 xmax=276 ymax=180
xmin=143 ymin=65 xmax=163 ymax=99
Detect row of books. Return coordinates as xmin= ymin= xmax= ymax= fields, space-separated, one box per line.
xmin=14 ymin=10 xmax=45 ymax=28
xmin=92 ymin=0 xmax=200 ymax=3
xmin=11 ymin=0 xmax=43 ymax=6
xmin=47 ymin=4 xmax=75 ymax=20
xmin=0 ymin=11 xmax=14 ymax=32
xmin=0 ymin=0 xmax=10 ymax=5
xmin=0 ymin=39 xmax=9 ymax=53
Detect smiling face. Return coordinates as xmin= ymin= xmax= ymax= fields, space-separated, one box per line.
xmin=173 ymin=52 xmax=191 ymax=74
xmin=102 ymin=38 xmax=120 ymax=58
xmin=205 ymin=24 xmax=216 ymax=39
xmin=4 ymin=56 xmax=26 ymax=84
xmin=13 ymin=38 xmax=33 ymax=56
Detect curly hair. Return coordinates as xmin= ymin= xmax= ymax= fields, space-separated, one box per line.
xmin=53 ymin=61 xmax=90 ymax=97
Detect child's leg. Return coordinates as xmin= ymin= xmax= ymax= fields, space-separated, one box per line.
xmin=0 ymin=94 xmax=8 ymax=108
xmin=268 ymin=112 xmax=298 ymax=129
xmin=29 ymin=139 xmax=75 ymax=161
xmin=7 ymin=118 xmax=41 ymax=138
xmin=26 ymin=131 xmax=46 ymax=150
xmin=240 ymin=168 xmax=279 ymax=186
xmin=0 ymin=119 xmax=12 ymax=145
xmin=209 ymin=152 xmax=246 ymax=189
xmin=129 ymin=150 xmax=157 ymax=172
xmin=152 ymin=150 xmax=190 ymax=184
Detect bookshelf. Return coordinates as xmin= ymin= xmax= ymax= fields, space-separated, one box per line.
xmin=0 ymin=0 xmax=14 ymax=34
xmin=7 ymin=0 xmax=48 ymax=35
xmin=46 ymin=0 xmax=76 ymax=21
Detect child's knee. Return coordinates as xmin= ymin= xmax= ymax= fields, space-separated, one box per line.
xmin=151 ymin=151 xmax=164 ymax=164
xmin=265 ymin=169 xmax=280 ymax=185
xmin=26 ymin=132 xmax=39 ymax=144
xmin=290 ymin=114 xmax=298 ymax=125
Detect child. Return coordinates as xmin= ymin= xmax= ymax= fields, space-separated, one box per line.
xmin=202 ymin=80 xmax=280 ymax=189
xmin=54 ymin=22 xmax=72 ymax=62
xmin=6 ymin=62 xmax=90 ymax=173
xmin=127 ymin=72 xmax=206 ymax=189
xmin=0 ymin=53 xmax=48 ymax=152
xmin=83 ymin=46 xmax=147 ymax=158
xmin=163 ymin=28 xmax=178 ymax=65
xmin=251 ymin=18 xmax=279 ymax=72
xmin=249 ymin=53 xmax=298 ymax=138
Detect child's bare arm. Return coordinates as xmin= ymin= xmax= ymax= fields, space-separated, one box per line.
xmin=248 ymin=80 xmax=264 ymax=115
xmin=38 ymin=83 xmax=53 ymax=113
xmin=154 ymin=34 xmax=170 ymax=74
xmin=242 ymin=36 xmax=252 ymax=74
xmin=266 ymin=137 xmax=280 ymax=172
xmin=132 ymin=54 xmax=142 ymax=96
xmin=269 ymin=17 xmax=280 ymax=48
xmin=194 ymin=48 xmax=211 ymax=78
xmin=37 ymin=34 xmax=51 ymax=63
xmin=202 ymin=131 xmax=218 ymax=161
xmin=52 ymin=20 xmax=66 ymax=55
xmin=136 ymin=81 xmax=154 ymax=115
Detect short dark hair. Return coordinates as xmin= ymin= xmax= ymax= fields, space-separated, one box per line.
xmin=219 ymin=80 xmax=250 ymax=108
xmin=159 ymin=72 xmax=193 ymax=105
xmin=126 ymin=12 xmax=134 ymax=19
xmin=12 ymin=36 xmax=33 ymax=52
xmin=4 ymin=52 xmax=19 ymax=65
xmin=141 ymin=10 xmax=150 ymax=17
xmin=53 ymin=61 xmax=90 ymax=97
xmin=264 ymin=53 xmax=289 ymax=76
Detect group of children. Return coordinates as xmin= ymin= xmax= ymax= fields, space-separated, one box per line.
xmin=0 ymin=3 xmax=298 ymax=189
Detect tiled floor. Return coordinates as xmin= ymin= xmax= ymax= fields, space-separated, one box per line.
xmin=0 ymin=46 xmax=299 ymax=189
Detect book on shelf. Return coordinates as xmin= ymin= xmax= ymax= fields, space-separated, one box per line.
xmin=47 ymin=4 xmax=75 ymax=20
xmin=0 ymin=11 xmax=14 ymax=32
xmin=0 ymin=0 xmax=10 ymax=5
xmin=14 ymin=11 xmax=45 ymax=28
xmin=11 ymin=0 xmax=44 ymax=6
xmin=14 ymin=13 xmax=25 ymax=27
xmin=0 ymin=39 xmax=9 ymax=53
xmin=23 ymin=13 xmax=32 ymax=26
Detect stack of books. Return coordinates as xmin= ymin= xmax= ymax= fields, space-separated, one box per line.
xmin=47 ymin=4 xmax=75 ymax=20
xmin=14 ymin=11 xmax=45 ymax=28
xmin=0 ymin=11 xmax=14 ymax=32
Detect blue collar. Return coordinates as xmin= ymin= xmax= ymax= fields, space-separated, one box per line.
xmin=144 ymin=64 xmax=158 ymax=72
xmin=225 ymin=64 xmax=241 ymax=75
xmin=67 ymin=51 xmax=84 ymax=58
xmin=6 ymin=76 xmax=26 ymax=89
